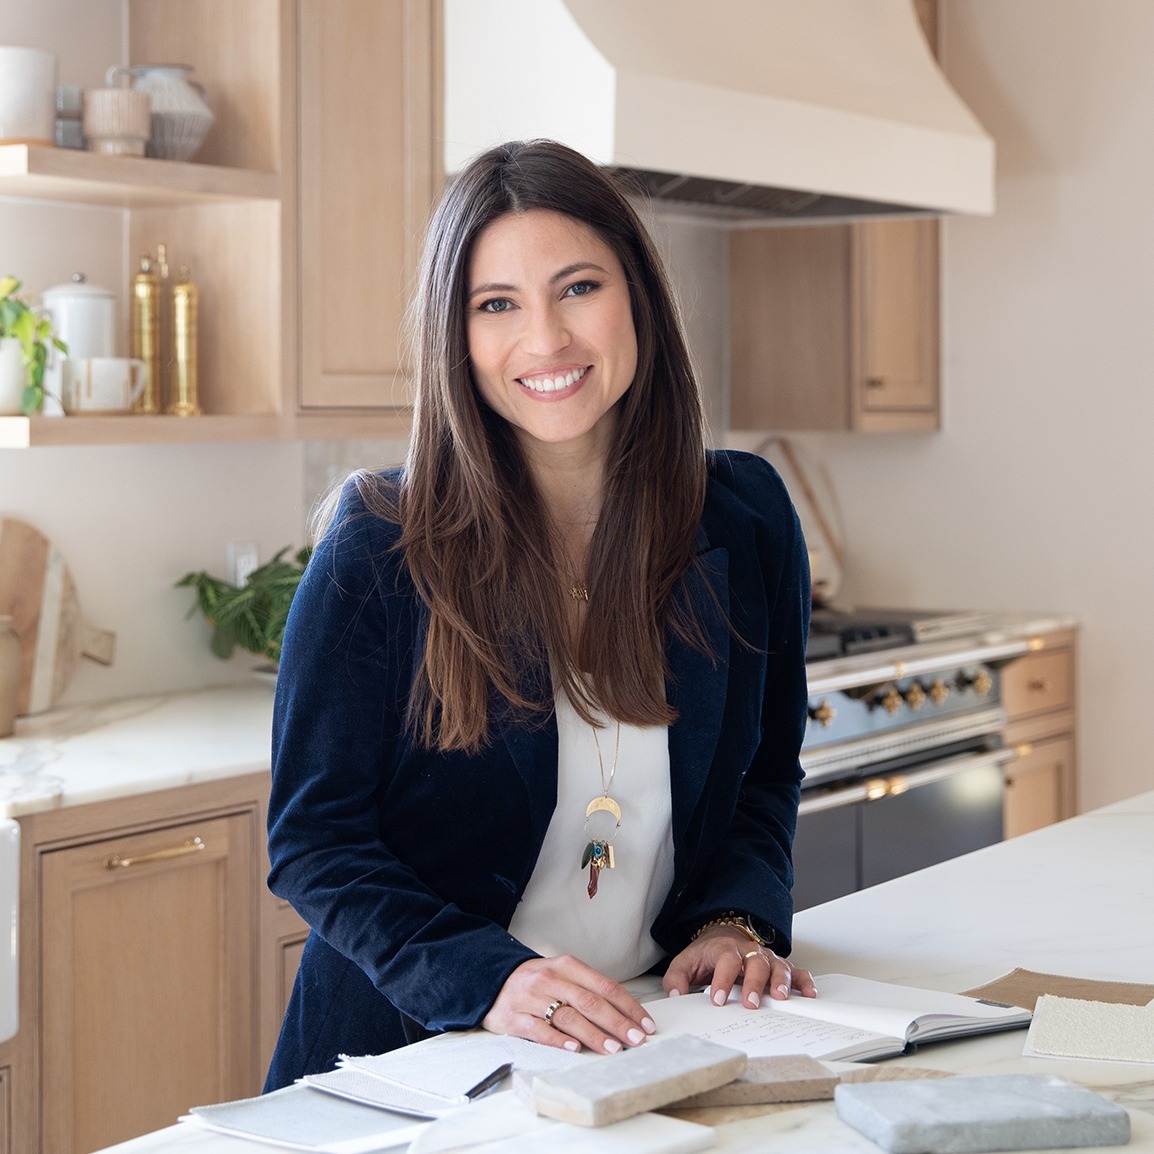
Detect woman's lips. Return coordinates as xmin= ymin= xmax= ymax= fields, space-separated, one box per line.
xmin=516 ymin=366 xmax=590 ymax=394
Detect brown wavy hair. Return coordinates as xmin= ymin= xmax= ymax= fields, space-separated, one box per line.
xmin=358 ymin=139 xmax=709 ymax=753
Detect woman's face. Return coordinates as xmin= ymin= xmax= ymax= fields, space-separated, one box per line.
xmin=465 ymin=208 xmax=638 ymax=460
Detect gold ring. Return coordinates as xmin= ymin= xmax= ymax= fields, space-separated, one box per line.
xmin=743 ymin=949 xmax=767 ymax=962
xmin=544 ymin=999 xmax=566 ymax=1025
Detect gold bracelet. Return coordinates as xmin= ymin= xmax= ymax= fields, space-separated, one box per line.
xmin=690 ymin=911 xmax=774 ymax=949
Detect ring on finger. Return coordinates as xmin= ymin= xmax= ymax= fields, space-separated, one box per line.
xmin=543 ymin=999 xmax=567 ymax=1026
xmin=742 ymin=948 xmax=770 ymax=964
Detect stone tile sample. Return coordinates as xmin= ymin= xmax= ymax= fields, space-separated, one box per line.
xmin=834 ymin=1073 xmax=1131 ymax=1154
xmin=672 ymin=1054 xmax=837 ymax=1107
xmin=530 ymin=1034 xmax=746 ymax=1127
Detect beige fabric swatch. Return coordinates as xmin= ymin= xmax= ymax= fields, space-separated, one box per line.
xmin=1026 ymin=993 xmax=1154 ymax=1062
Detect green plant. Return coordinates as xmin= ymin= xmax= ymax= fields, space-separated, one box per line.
xmin=0 ymin=276 xmax=67 ymax=415
xmin=176 ymin=546 xmax=312 ymax=664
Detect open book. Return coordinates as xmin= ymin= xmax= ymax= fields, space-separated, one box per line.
xmin=644 ymin=973 xmax=1031 ymax=1062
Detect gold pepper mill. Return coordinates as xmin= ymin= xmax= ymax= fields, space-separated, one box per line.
xmin=130 ymin=252 xmax=161 ymax=413
xmin=168 ymin=267 xmax=201 ymax=416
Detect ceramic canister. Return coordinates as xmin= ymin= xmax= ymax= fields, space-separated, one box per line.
xmin=40 ymin=275 xmax=117 ymax=407
xmin=0 ymin=46 xmax=57 ymax=144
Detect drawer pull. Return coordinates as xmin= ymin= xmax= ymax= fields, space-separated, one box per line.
xmin=1028 ymin=678 xmax=1051 ymax=693
xmin=104 ymin=836 xmax=205 ymax=870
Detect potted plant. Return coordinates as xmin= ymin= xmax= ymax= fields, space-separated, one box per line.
xmin=176 ymin=546 xmax=312 ymax=667
xmin=0 ymin=275 xmax=67 ymax=415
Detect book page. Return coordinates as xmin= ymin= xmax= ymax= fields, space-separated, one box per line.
xmin=184 ymin=1084 xmax=426 ymax=1152
xmin=644 ymin=991 xmax=890 ymax=1060
xmin=341 ymin=1032 xmax=587 ymax=1101
xmin=755 ymin=974 xmax=1030 ymax=1040
xmin=644 ymin=974 xmax=1029 ymax=1059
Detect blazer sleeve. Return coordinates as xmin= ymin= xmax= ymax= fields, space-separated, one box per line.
xmin=659 ymin=451 xmax=811 ymax=957
xmin=265 ymin=479 xmax=538 ymax=1032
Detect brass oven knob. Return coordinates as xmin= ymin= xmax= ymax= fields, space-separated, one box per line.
xmin=972 ymin=669 xmax=993 ymax=697
xmin=879 ymin=685 xmax=903 ymax=715
xmin=928 ymin=677 xmax=950 ymax=705
xmin=903 ymin=681 xmax=927 ymax=710
xmin=808 ymin=699 xmax=836 ymax=728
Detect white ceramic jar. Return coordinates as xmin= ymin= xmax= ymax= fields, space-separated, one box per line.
xmin=40 ymin=275 xmax=117 ymax=411
xmin=0 ymin=46 xmax=57 ymax=144
xmin=108 ymin=64 xmax=213 ymax=161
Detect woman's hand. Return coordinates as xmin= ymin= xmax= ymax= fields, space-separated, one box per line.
xmin=482 ymin=955 xmax=657 ymax=1053
xmin=663 ymin=927 xmax=818 ymax=1008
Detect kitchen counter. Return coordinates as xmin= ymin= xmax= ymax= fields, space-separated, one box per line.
xmin=0 ymin=614 xmax=1075 ymax=820
xmin=0 ymin=685 xmax=274 ymax=819
xmin=93 ymin=788 xmax=1154 ymax=1153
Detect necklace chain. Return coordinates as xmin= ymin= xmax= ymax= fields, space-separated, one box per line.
xmin=591 ymin=719 xmax=620 ymax=796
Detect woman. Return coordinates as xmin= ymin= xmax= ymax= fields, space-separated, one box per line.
xmin=264 ymin=139 xmax=814 ymax=1090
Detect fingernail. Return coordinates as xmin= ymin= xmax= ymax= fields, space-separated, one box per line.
xmin=642 ymin=1017 xmax=657 ymax=1034
xmin=604 ymin=1039 xmax=622 ymax=1053
xmin=748 ymin=991 xmax=760 ymax=1007
xmin=713 ymin=988 xmax=727 ymax=1006
xmin=627 ymin=1028 xmax=645 ymax=1045
xmin=564 ymin=1040 xmax=580 ymax=1052
xmin=777 ymin=983 xmax=790 ymax=996
xmin=668 ymin=988 xmax=681 ymax=997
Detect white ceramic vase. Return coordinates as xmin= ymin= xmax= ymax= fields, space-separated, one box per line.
xmin=0 ymin=337 xmax=26 ymax=415
xmin=109 ymin=64 xmax=214 ymax=161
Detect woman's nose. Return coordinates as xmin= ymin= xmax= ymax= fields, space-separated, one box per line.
xmin=521 ymin=304 xmax=570 ymax=355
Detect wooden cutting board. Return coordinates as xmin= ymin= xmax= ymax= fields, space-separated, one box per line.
xmin=0 ymin=517 xmax=116 ymax=716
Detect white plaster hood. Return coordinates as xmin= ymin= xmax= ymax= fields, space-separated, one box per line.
xmin=443 ymin=0 xmax=994 ymax=218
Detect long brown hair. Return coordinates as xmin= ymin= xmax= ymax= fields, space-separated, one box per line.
xmin=360 ymin=139 xmax=709 ymax=753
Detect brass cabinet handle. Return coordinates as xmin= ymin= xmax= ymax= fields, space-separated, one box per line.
xmin=866 ymin=376 xmax=886 ymax=389
xmin=1027 ymin=678 xmax=1051 ymax=693
xmin=104 ymin=836 xmax=205 ymax=870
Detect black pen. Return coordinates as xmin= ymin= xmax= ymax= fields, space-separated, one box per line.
xmin=464 ymin=1062 xmax=513 ymax=1101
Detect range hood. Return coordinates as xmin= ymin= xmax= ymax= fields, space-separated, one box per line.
xmin=443 ymin=0 xmax=994 ymax=220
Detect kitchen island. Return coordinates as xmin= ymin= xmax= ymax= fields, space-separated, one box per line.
xmin=93 ymin=787 xmax=1154 ymax=1153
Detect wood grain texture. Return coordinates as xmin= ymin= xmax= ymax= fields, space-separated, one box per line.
xmin=0 ymin=518 xmax=115 ymax=715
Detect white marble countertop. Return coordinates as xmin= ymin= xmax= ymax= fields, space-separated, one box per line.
xmin=95 ymin=788 xmax=1154 ymax=1154
xmin=0 ymin=613 xmax=1076 ymax=821
xmin=0 ymin=685 xmax=274 ymax=819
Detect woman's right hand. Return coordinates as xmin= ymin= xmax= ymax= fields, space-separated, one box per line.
xmin=482 ymin=955 xmax=657 ymax=1053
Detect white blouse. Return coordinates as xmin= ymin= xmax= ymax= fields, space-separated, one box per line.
xmin=507 ymin=692 xmax=674 ymax=981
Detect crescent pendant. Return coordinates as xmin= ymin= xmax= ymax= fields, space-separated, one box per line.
xmin=585 ymin=795 xmax=622 ymax=823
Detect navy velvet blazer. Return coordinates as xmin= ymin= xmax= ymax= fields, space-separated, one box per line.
xmin=264 ymin=449 xmax=810 ymax=1089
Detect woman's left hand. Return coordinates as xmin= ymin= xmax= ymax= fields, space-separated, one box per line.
xmin=662 ymin=927 xmax=818 ymax=1008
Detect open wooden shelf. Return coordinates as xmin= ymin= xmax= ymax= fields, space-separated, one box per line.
xmin=0 ymin=145 xmax=279 ymax=208
xmin=0 ymin=413 xmax=288 ymax=448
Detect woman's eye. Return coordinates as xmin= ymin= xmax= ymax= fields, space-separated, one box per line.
xmin=564 ymin=280 xmax=600 ymax=298
xmin=477 ymin=297 xmax=514 ymax=314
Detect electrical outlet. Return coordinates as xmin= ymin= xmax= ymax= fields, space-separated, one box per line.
xmin=227 ymin=541 xmax=259 ymax=587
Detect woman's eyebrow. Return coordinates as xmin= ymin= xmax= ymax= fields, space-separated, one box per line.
xmin=467 ymin=262 xmax=612 ymax=302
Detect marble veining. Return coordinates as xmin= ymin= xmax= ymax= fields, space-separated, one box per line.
xmin=0 ymin=686 xmax=274 ymax=818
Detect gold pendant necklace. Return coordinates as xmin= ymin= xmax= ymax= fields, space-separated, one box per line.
xmin=582 ymin=719 xmax=620 ymax=899
xmin=568 ymin=581 xmax=589 ymax=602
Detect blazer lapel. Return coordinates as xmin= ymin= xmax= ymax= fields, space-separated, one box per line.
xmin=666 ymin=540 xmax=731 ymax=853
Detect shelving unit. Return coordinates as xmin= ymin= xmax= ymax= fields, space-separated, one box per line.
xmin=0 ymin=0 xmax=437 ymax=450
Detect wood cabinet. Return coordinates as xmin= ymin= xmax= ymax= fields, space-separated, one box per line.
xmin=729 ymin=217 xmax=940 ymax=433
xmin=0 ymin=772 xmax=306 ymax=1154
xmin=1002 ymin=627 xmax=1078 ymax=839
xmin=0 ymin=0 xmax=441 ymax=448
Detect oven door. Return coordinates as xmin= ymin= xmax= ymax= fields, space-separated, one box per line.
xmin=792 ymin=745 xmax=1014 ymax=912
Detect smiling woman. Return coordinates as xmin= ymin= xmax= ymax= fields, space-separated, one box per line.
xmin=263 ymin=140 xmax=815 ymax=1092
xmin=465 ymin=209 xmax=638 ymax=461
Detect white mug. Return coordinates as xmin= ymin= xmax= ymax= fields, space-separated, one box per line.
xmin=61 ymin=357 xmax=148 ymax=414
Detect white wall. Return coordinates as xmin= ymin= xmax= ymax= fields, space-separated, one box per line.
xmin=760 ymin=1 xmax=1154 ymax=811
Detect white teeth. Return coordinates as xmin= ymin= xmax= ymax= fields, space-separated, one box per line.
xmin=519 ymin=368 xmax=585 ymax=393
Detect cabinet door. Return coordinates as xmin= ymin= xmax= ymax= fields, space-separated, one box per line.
xmin=40 ymin=812 xmax=256 ymax=1154
xmin=852 ymin=218 xmax=940 ymax=427
xmin=729 ymin=218 xmax=939 ymax=432
xmin=1004 ymin=734 xmax=1075 ymax=839
xmin=297 ymin=0 xmax=440 ymax=410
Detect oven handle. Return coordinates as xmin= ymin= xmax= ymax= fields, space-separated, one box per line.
xmin=797 ymin=747 xmax=1017 ymax=816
